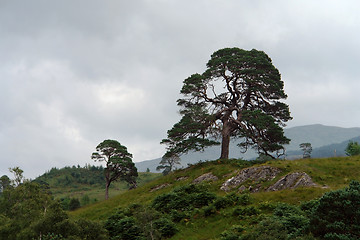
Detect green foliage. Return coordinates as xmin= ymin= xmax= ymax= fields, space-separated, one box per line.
xmin=106 ymin=215 xmax=144 ymax=240
xmin=213 ymin=193 xmax=251 ymax=210
xmin=220 ymin=225 xmax=245 ymax=240
xmin=152 ymin=184 xmax=216 ymax=214
xmin=0 ymin=175 xmax=10 ymax=191
xmin=232 ymin=206 xmax=259 ymax=218
xmin=0 ymin=181 xmax=108 ymax=240
xmin=309 ymin=180 xmax=360 ymax=239
xmin=153 ymin=217 xmax=178 ymax=238
xmin=345 ymin=141 xmax=360 ymax=156
xmin=92 ymin=139 xmax=138 ymax=199
xmin=157 ymin=152 xmax=181 ymax=175
xmin=9 ymin=167 xmax=24 ymax=187
xmin=68 ymin=198 xmax=81 ymax=211
xmin=162 ymin=48 xmax=291 ymax=159
xmin=241 ymin=218 xmax=288 ymax=240
xmin=105 ymin=205 xmax=177 ymax=240
xmin=272 ymin=203 xmax=310 ymax=238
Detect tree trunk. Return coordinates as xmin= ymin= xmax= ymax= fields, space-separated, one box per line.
xmin=105 ymin=181 xmax=110 ymax=200
xmin=220 ymin=121 xmax=231 ymax=159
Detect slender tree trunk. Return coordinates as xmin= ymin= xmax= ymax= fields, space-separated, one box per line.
xmin=220 ymin=121 xmax=231 ymax=159
xmin=105 ymin=181 xmax=110 ymax=200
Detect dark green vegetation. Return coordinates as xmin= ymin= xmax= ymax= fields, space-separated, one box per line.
xmin=68 ymin=156 xmax=360 ymax=239
xmin=162 ymin=48 xmax=291 ymax=161
xmin=345 ymin=140 xmax=360 ymax=156
xmin=0 ymin=181 xmax=108 ymax=239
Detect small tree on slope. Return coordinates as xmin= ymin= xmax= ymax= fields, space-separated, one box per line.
xmin=92 ymin=139 xmax=138 ymax=200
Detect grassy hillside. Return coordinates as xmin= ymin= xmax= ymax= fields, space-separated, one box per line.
xmin=34 ymin=165 xmax=162 ymax=204
xmin=69 ymin=156 xmax=360 ymax=239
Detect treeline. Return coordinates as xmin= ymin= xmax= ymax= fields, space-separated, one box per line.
xmin=34 ymin=164 xmax=105 ymax=187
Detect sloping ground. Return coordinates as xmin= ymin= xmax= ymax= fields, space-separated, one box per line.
xmin=71 ymin=156 xmax=360 ymax=223
xmin=67 ymin=156 xmax=360 ymax=239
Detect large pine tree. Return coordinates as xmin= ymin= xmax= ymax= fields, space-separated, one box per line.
xmin=162 ymin=48 xmax=292 ymax=159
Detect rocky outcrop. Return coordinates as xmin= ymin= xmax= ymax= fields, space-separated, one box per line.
xmin=150 ymin=183 xmax=170 ymax=192
xmin=176 ymin=176 xmax=188 ymax=181
xmin=193 ymin=172 xmax=218 ymax=184
xmin=267 ymin=172 xmax=317 ymax=191
xmin=220 ymin=166 xmax=281 ymax=192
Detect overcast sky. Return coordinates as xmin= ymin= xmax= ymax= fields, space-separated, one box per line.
xmin=1 ymin=0 xmax=360 ymax=179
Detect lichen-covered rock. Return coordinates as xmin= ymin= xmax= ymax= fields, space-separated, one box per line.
xmin=193 ymin=172 xmax=218 ymax=184
xmin=267 ymin=172 xmax=317 ymax=191
xmin=221 ymin=166 xmax=281 ymax=192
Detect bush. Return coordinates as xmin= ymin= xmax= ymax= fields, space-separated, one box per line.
xmin=203 ymin=204 xmax=217 ymax=217
xmin=309 ymin=181 xmax=360 ymax=239
xmin=106 ymin=206 xmax=177 ymax=240
xmin=237 ymin=193 xmax=251 ymax=205
xmin=170 ymin=210 xmax=190 ymax=222
xmin=241 ymin=218 xmax=288 ymax=240
xmin=75 ymin=219 xmax=108 ymax=240
xmin=213 ymin=196 xmax=232 ymax=210
xmin=273 ymin=203 xmax=310 ymax=238
xmin=152 ymin=184 xmax=216 ymax=213
xmin=68 ymin=198 xmax=81 ymax=211
xmin=105 ymin=215 xmax=144 ymax=240
xmin=220 ymin=225 xmax=244 ymax=240
xmin=153 ymin=217 xmax=178 ymax=238
xmin=345 ymin=141 xmax=360 ymax=156
xmin=233 ymin=206 xmax=259 ymax=218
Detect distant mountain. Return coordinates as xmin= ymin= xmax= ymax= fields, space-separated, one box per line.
xmin=135 ymin=124 xmax=360 ymax=172
xmin=283 ymin=124 xmax=360 ymax=151
xmin=287 ymin=136 xmax=360 ymax=159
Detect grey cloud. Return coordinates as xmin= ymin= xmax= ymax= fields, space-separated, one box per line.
xmin=1 ymin=1 xmax=360 ymax=178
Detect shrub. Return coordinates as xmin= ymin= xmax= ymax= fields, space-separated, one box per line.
xmin=105 ymin=211 xmax=144 ymax=240
xmin=75 ymin=219 xmax=108 ymax=240
xmin=220 ymin=225 xmax=244 ymax=240
xmin=273 ymin=203 xmax=310 ymax=238
xmin=241 ymin=218 xmax=288 ymax=240
xmin=153 ymin=217 xmax=178 ymax=238
xmin=68 ymin=198 xmax=81 ymax=211
xmin=170 ymin=210 xmax=190 ymax=222
xmin=152 ymin=184 xmax=216 ymax=213
xmin=309 ymin=181 xmax=360 ymax=239
xmin=203 ymin=204 xmax=217 ymax=217
xmin=213 ymin=196 xmax=232 ymax=210
xmin=233 ymin=206 xmax=259 ymax=218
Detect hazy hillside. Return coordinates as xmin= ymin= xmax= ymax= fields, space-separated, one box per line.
xmin=284 ymin=124 xmax=360 ymax=151
xmin=287 ymin=135 xmax=360 ymax=158
xmin=136 ymin=124 xmax=360 ymax=172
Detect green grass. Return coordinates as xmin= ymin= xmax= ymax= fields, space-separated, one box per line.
xmin=68 ymin=156 xmax=360 ymax=239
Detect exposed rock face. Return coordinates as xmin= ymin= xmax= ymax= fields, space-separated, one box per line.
xmin=193 ymin=172 xmax=218 ymax=184
xmin=176 ymin=176 xmax=188 ymax=181
xmin=220 ymin=166 xmax=281 ymax=192
xmin=150 ymin=183 xmax=170 ymax=192
xmin=267 ymin=172 xmax=317 ymax=191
